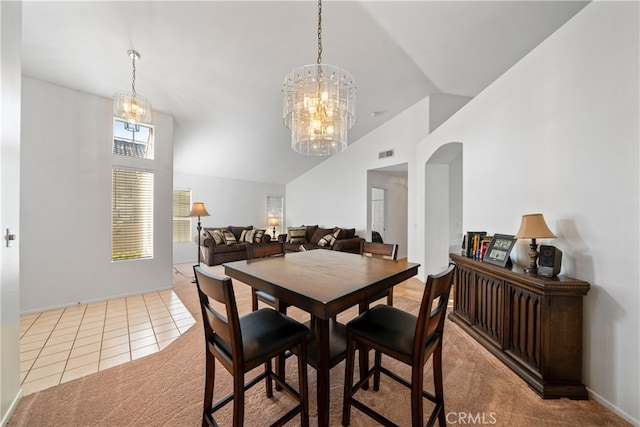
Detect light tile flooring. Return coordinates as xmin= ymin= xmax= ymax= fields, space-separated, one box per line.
xmin=19 ymin=289 xmax=195 ymax=396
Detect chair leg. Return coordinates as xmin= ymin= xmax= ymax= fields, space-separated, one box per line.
xmin=433 ymin=343 xmax=446 ymax=426
xmin=202 ymin=353 xmax=215 ymax=427
xmin=387 ymin=287 xmax=394 ymax=306
xmin=251 ymin=288 xmax=259 ymax=311
xmin=275 ymin=300 xmax=286 ymax=392
xmin=411 ymin=363 xmax=424 ymax=427
xmin=358 ymin=343 xmax=370 ymax=391
xmin=264 ymin=359 xmax=274 ymax=398
xmin=373 ymin=350 xmax=382 ymax=391
xmin=297 ymin=339 xmax=310 ymax=427
xmin=232 ymin=370 xmax=245 ymax=426
xmin=342 ymin=334 xmax=356 ymax=426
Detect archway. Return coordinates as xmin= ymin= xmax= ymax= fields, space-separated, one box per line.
xmin=424 ymin=142 xmax=463 ymax=274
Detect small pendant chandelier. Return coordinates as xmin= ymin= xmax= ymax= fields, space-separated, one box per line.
xmin=282 ymin=0 xmax=356 ymax=156
xmin=114 ymin=49 xmax=152 ymax=132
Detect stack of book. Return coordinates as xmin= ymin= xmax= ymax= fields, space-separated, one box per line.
xmin=462 ymin=231 xmax=492 ymax=261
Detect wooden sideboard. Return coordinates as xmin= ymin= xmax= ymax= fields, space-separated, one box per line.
xmin=448 ymin=253 xmax=590 ymax=399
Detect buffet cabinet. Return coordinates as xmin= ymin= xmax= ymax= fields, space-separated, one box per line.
xmin=448 ymin=254 xmax=590 ymax=399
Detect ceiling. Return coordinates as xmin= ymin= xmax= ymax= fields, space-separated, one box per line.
xmin=20 ymin=1 xmax=588 ymax=185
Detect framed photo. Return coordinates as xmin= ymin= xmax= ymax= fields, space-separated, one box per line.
xmin=483 ymin=234 xmax=516 ymax=267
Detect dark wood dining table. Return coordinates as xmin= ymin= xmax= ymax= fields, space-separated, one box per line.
xmin=224 ymin=249 xmax=419 ymax=426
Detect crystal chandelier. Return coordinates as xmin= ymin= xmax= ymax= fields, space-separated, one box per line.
xmin=282 ymin=0 xmax=356 ymax=156
xmin=114 ymin=49 xmax=152 ymax=132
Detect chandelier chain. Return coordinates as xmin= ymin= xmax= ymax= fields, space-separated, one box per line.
xmin=131 ymin=54 xmax=137 ymax=95
xmin=317 ymin=0 xmax=322 ymax=65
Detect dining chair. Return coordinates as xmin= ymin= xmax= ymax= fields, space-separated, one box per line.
xmin=193 ymin=265 xmax=310 ymax=427
xmin=359 ymin=241 xmax=399 ymax=311
xmin=246 ymin=242 xmax=290 ymax=313
xmin=342 ymin=264 xmax=456 ymax=427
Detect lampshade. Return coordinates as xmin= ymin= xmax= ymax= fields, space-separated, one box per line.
xmin=515 ymin=214 xmax=556 ymax=239
xmin=268 ymin=218 xmax=280 ymax=226
xmin=114 ymin=49 xmax=152 ymax=132
xmin=189 ymin=202 xmax=210 ymax=218
xmin=282 ymin=0 xmax=356 ymax=156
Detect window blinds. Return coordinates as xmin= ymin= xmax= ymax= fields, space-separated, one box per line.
xmin=112 ymin=168 xmax=154 ymax=260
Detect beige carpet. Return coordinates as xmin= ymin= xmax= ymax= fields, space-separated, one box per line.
xmin=7 ymin=263 xmax=630 ymax=427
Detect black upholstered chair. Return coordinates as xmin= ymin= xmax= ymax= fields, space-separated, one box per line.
xmin=342 ymin=264 xmax=456 ymax=427
xmin=246 ymin=242 xmax=290 ymax=313
xmin=193 ymin=266 xmax=309 ymax=427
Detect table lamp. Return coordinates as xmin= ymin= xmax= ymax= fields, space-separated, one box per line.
xmin=268 ymin=217 xmax=279 ymax=240
xmin=515 ymin=213 xmax=556 ymax=274
xmin=189 ymin=202 xmax=210 ymax=267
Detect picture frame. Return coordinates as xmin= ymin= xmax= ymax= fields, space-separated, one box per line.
xmin=483 ymin=234 xmax=516 ymax=267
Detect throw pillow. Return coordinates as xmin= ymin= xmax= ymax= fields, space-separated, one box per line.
xmin=222 ymin=230 xmax=237 ymax=245
xmin=287 ymin=226 xmax=307 ymax=244
xmin=317 ymin=228 xmax=341 ymax=247
xmin=240 ymin=229 xmax=257 ymax=243
xmin=310 ymin=227 xmax=334 ymax=245
xmin=253 ymin=229 xmax=266 ymax=243
xmin=229 ymin=225 xmax=253 ymax=240
xmin=207 ymin=229 xmax=224 ymax=245
xmin=337 ymin=227 xmax=355 ymax=239
xmin=317 ymin=234 xmax=335 ymax=247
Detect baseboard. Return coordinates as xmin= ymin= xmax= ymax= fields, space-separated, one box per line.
xmin=19 ymin=286 xmax=173 ymax=316
xmin=1 ymin=388 xmax=23 ymax=427
xmin=588 ymin=387 xmax=639 ymax=426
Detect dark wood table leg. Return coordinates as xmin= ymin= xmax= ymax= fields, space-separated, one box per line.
xmin=316 ymin=317 xmax=330 ymax=427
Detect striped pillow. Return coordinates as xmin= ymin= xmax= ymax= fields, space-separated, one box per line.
xmin=253 ymin=229 xmax=266 ymax=243
xmin=317 ymin=229 xmax=341 ymax=247
xmin=207 ymin=229 xmax=224 ymax=245
xmin=222 ymin=230 xmax=237 ymax=245
xmin=240 ymin=229 xmax=256 ymax=243
xmin=287 ymin=227 xmax=307 ymax=244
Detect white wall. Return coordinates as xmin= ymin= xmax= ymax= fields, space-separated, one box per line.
xmin=414 ymin=2 xmax=638 ymax=423
xmin=20 ymin=77 xmax=175 ymax=314
xmin=1 ymin=1 xmax=23 ymax=424
xmin=173 ymin=171 xmax=284 ymax=263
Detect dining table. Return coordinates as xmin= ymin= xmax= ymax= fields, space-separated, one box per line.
xmin=224 ymin=248 xmax=420 ymax=427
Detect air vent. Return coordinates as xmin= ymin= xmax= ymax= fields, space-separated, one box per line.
xmin=378 ymin=149 xmax=394 ymax=159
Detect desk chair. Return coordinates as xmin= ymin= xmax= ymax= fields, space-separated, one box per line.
xmin=342 ymin=264 xmax=456 ymax=427
xmin=193 ymin=266 xmax=309 ymax=427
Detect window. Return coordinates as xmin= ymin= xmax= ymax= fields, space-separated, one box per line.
xmin=113 ymin=118 xmax=154 ymax=159
xmin=173 ymin=190 xmax=192 ymax=243
xmin=112 ymin=168 xmax=154 ymax=261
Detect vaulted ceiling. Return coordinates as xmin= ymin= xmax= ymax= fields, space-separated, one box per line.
xmin=21 ymin=1 xmax=588 ymax=184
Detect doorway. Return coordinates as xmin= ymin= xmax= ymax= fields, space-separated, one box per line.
xmin=367 ymin=163 xmax=408 ymax=259
xmin=371 ymin=187 xmax=385 ymax=242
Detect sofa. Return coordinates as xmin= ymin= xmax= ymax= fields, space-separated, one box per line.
xmin=278 ymin=225 xmax=363 ymax=254
xmin=197 ymin=225 xmax=274 ymax=266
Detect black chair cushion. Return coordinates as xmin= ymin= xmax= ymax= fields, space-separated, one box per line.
xmin=347 ymin=305 xmax=419 ymax=358
xmin=215 ymin=308 xmax=308 ymax=364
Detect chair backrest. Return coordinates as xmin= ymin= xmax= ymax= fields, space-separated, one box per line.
xmin=360 ymin=241 xmax=398 ymax=261
xmin=246 ymin=242 xmax=284 ymax=260
xmin=413 ymin=264 xmax=456 ymax=357
xmin=193 ymin=265 xmax=243 ymax=368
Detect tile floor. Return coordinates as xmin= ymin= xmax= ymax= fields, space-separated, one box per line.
xmin=19 ymin=289 xmax=195 ymax=396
